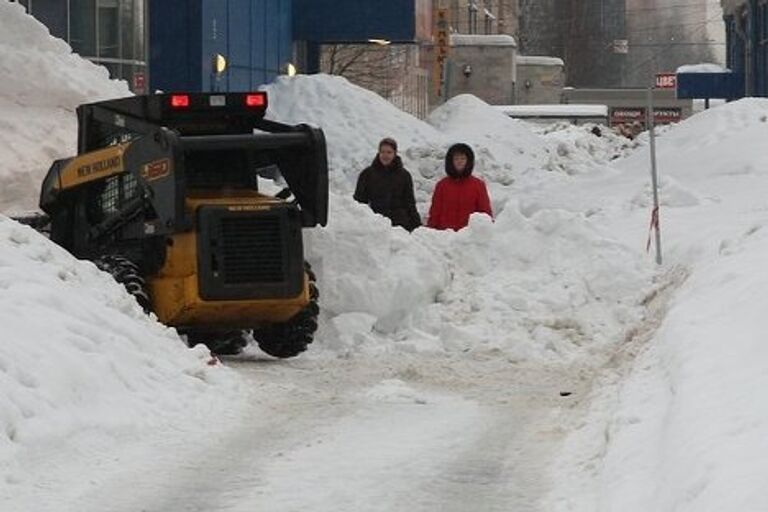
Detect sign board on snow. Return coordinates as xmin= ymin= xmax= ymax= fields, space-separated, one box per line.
xmin=655 ymin=73 xmax=677 ymax=89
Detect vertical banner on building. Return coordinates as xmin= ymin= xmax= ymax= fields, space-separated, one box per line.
xmin=414 ymin=0 xmax=433 ymax=42
xmin=434 ymin=8 xmax=450 ymax=97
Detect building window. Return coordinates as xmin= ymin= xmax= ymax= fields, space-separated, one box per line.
xmin=98 ymin=0 xmax=120 ymax=59
xmin=23 ymin=0 xmax=146 ymax=92
xmin=484 ymin=9 xmax=496 ymax=34
xmin=120 ymin=0 xmax=144 ymax=62
xmin=70 ymin=0 xmax=97 ymax=57
xmin=450 ymin=0 xmax=460 ymax=32
xmin=468 ymin=2 xmax=479 ymax=34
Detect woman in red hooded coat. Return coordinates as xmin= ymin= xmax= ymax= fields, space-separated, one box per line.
xmin=427 ymin=143 xmax=492 ymax=231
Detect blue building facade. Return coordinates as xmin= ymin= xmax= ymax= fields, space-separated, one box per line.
xmin=292 ymin=0 xmax=432 ymax=73
xmin=21 ymin=0 xmax=430 ymax=94
xmin=149 ymin=0 xmax=292 ymax=93
xmin=722 ymin=0 xmax=767 ymax=96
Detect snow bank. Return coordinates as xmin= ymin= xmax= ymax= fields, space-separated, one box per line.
xmin=627 ymin=97 xmax=768 ymax=165
xmin=263 ymin=74 xmax=446 ymax=203
xmin=534 ymin=122 xmax=640 ymax=174
xmin=407 ymin=205 xmax=653 ymax=361
xmin=0 ymin=8 xmax=240 ymax=497
xmin=547 ymin=97 xmax=768 ymax=511
xmin=0 ymin=217 xmax=239 ymax=487
xmin=262 ymin=79 xmax=652 ymax=363
xmin=0 ymin=2 xmax=130 ymax=213
xmin=601 ymin=232 xmax=768 ymax=511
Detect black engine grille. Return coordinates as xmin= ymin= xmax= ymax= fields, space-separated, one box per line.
xmin=219 ymin=216 xmax=284 ymax=284
xmin=197 ymin=206 xmax=304 ymax=301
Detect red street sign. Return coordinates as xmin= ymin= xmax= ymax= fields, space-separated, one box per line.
xmin=610 ymin=107 xmax=683 ymax=127
xmin=610 ymin=107 xmax=645 ymax=126
xmin=653 ymin=107 xmax=681 ymax=124
xmin=655 ymin=73 xmax=677 ymax=89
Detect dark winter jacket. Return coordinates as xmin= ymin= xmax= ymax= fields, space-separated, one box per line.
xmin=427 ymin=143 xmax=493 ymax=231
xmin=353 ymin=155 xmax=422 ymax=232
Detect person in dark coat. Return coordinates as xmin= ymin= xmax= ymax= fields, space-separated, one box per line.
xmin=427 ymin=143 xmax=492 ymax=231
xmin=353 ymin=137 xmax=422 ymax=232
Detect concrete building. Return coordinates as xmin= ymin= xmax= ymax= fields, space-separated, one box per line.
xmin=12 ymin=0 xmax=149 ymax=93
xmin=444 ymin=34 xmax=517 ymax=105
xmin=428 ymin=1 xmax=523 ymax=107
xmin=515 ymin=56 xmax=565 ymax=104
xmin=443 ymin=0 xmax=519 ymax=36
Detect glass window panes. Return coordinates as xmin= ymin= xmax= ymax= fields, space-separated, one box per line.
xmin=70 ymin=0 xmax=97 ymax=56
xmin=98 ymin=0 xmax=120 ymax=59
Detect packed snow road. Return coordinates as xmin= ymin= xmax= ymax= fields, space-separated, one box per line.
xmin=52 ymin=353 xmax=594 ymax=512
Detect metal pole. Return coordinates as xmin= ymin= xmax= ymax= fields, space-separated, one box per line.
xmin=646 ymin=86 xmax=662 ymax=265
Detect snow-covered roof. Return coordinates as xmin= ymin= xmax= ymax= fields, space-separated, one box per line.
xmin=677 ymin=63 xmax=730 ymax=74
xmin=517 ymin=56 xmax=565 ymax=67
xmin=450 ymin=34 xmax=517 ymax=47
xmin=495 ymin=104 xmax=608 ymax=118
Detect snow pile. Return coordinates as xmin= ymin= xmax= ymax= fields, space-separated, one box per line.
xmin=534 ymin=122 xmax=640 ymax=174
xmin=591 ymin=237 xmax=768 ymax=511
xmin=618 ymin=99 xmax=768 ymax=230
xmin=628 ymin=97 xmax=768 ymax=165
xmin=310 ymin=196 xmax=655 ymax=362
xmin=305 ymin=195 xmax=450 ymax=351
xmin=547 ymin=98 xmax=768 ymax=511
xmin=263 ymin=74 xmax=446 ymax=202
xmin=427 ymin=94 xmax=548 ymax=185
xmin=0 ymin=217 xmax=240 ymax=487
xmin=263 ymin=78 xmax=655 ymax=363
xmin=0 ymin=10 xmax=241 ymax=499
xmin=406 ymin=206 xmax=653 ymax=361
xmin=0 ymin=2 xmax=130 ymax=213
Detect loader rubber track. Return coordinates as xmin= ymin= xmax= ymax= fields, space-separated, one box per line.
xmin=94 ymin=255 xmax=152 ymax=313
